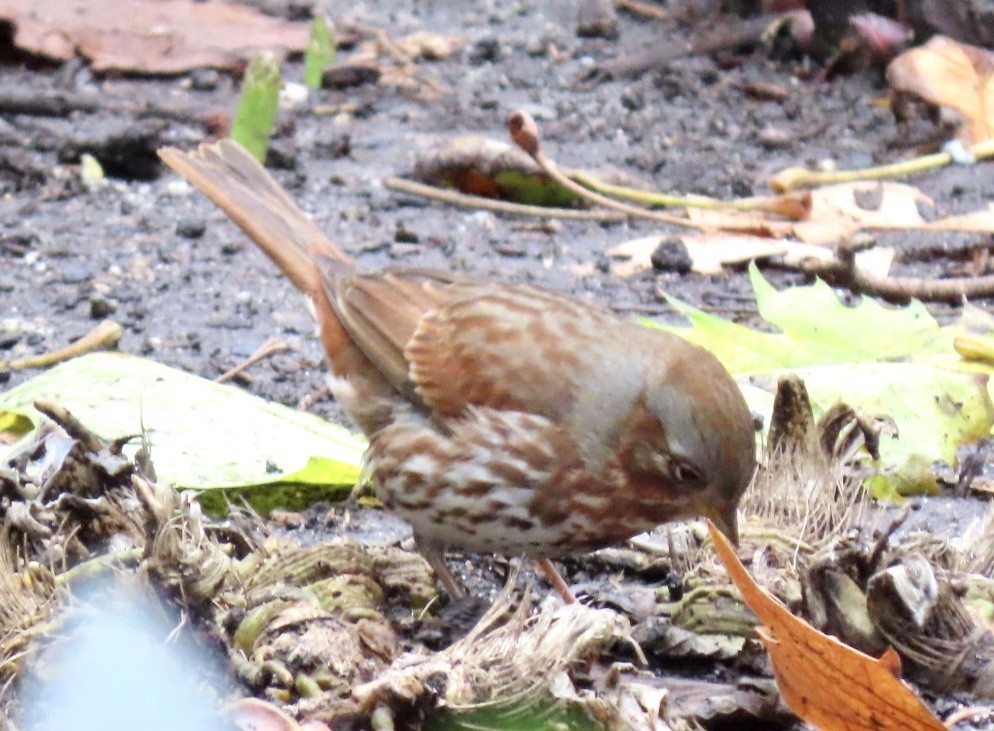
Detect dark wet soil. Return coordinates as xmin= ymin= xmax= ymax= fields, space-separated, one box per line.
xmin=4 ymin=0 xmax=992 ymax=410
xmin=4 ymin=0 xmax=994 ymax=587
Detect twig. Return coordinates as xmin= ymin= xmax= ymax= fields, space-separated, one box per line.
xmin=506 ymin=110 xmax=705 ymax=230
xmin=800 ymin=236 xmax=994 ymax=303
xmin=297 ymin=384 xmax=331 ymax=411
xmin=570 ymin=169 xmax=811 ymax=220
xmin=771 ymin=138 xmax=994 ymax=192
xmin=615 ymin=0 xmax=669 ymax=20
xmin=215 ymin=336 xmax=290 ymax=384
xmin=582 ymin=12 xmax=785 ymax=81
xmin=1 ymin=320 xmax=123 ymax=370
xmin=383 ymin=176 xmax=627 ymax=221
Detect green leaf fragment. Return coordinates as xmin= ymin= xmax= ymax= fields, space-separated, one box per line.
xmin=647 ymin=265 xmax=994 ymax=476
xmin=491 ymin=170 xmax=580 ymax=207
xmin=303 ymin=14 xmax=336 ymax=90
xmin=230 ymin=52 xmax=282 ymax=162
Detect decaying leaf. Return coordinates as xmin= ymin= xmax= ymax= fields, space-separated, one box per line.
xmin=710 ymin=523 xmax=947 ymax=731
xmin=867 ymin=555 xmax=994 ymax=697
xmin=0 ymin=0 xmax=310 ymax=74
xmin=687 ymin=181 xmax=994 ymax=243
xmin=611 ymin=180 xmax=994 ymax=277
xmin=413 ymin=135 xmax=580 ymax=207
xmin=887 ymin=35 xmax=994 ymax=144
xmin=0 ymin=353 xmax=365 ymax=503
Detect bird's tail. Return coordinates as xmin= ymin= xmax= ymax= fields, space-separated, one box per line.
xmin=158 ymin=139 xmax=366 ymax=379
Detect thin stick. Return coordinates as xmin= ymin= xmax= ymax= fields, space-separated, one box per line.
xmin=215 ymin=336 xmax=290 ymax=384
xmin=507 ymin=110 xmax=706 ymax=230
xmin=2 ymin=320 xmax=122 ymax=370
xmin=770 ymin=139 xmax=994 ymax=193
xmin=801 ymin=237 xmax=994 ymax=303
xmin=571 ymin=169 xmax=811 ymax=220
xmin=384 ymin=176 xmax=627 ymax=221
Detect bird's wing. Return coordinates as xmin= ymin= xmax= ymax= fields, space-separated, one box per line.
xmin=323 ymin=265 xmax=624 ymax=419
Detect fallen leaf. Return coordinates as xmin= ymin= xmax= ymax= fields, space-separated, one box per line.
xmin=0 ymin=353 xmax=365 ymax=510
xmin=887 ymin=35 xmax=994 ymax=144
xmin=0 ymin=0 xmax=310 ymax=74
xmin=649 ymin=265 xmax=994 ymax=473
xmin=413 ymin=135 xmax=580 ymax=207
xmin=687 ymin=181 xmax=994 ymax=243
xmin=709 ymin=523 xmax=946 ymax=731
xmin=606 ymin=234 xmax=794 ymax=276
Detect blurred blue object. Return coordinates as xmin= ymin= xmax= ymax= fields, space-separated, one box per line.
xmin=20 ymin=577 xmax=231 ymax=731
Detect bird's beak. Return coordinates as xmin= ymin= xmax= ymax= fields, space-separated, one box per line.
xmin=702 ymin=501 xmax=739 ymax=548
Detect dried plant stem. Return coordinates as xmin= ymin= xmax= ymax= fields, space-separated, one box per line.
xmin=383 ymin=176 xmax=627 ymax=221
xmin=802 ymin=236 xmax=994 ymax=303
xmin=215 ymin=336 xmax=290 ymax=384
xmin=507 ymin=110 xmax=706 ymax=229
xmin=571 ymin=169 xmax=811 ymax=220
xmin=770 ymin=139 xmax=994 ymax=193
xmin=1 ymin=320 xmax=122 ymax=371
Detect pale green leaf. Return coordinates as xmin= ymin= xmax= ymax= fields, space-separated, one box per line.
xmin=0 ymin=353 xmax=365 ymax=500
xmin=648 ymin=265 xmax=994 ymax=472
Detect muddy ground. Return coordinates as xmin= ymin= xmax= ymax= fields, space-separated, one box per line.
xmin=3 ymin=0 xmax=994 ymax=588
xmin=4 ymin=1 xmax=992 ymax=403
xmin=2 ymin=0 xmax=994 ymax=721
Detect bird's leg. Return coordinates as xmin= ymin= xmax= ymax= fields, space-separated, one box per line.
xmin=416 ymin=538 xmax=466 ymax=599
xmin=534 ymin=557 xmax=576 ymax=604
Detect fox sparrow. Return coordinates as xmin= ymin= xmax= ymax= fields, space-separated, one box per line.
xmin=158 ymin=139 xmax=756 ymax=601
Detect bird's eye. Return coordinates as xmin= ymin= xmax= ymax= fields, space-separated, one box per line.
xmin=670 ymin=459 xmax=703 ymax=485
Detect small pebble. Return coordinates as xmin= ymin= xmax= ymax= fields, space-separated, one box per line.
xmin=280 ymin=81 xmax=310 ymax=107
xmin=59 ymin=261 xmax=92 ymax=284
xmin=175 ymin=218 xmax=206 ymax=239
xmin=322 ymin=62 xmax=381 ymax=89
xmin=757 ymin=126 xmax=792 ymax=149
xmin=188 ymin=68 xmax=220 ymax=91
xmin=389 ymin=243 xmax=421 ymax=258
xmin=577 ymin=0 xmax=618 ymax=39
xmin=89 ymin=293 xmax=117 ymax=319
xmin=650 ymin=238 xmax=692 ymax=274
xmin=394 ymin=224 xmax=419 ymax=244
xmin=468 ymin=37 xmax=501 ymax=64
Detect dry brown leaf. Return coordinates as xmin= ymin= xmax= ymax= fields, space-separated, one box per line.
xmin=605 ymin=234 xmax=891 ymax=278
xmin=688 ymin=182 xmax=994 ymax=243
xmin=709 ymin=522 xmax=946 ymax=731
xmin=922 ymin=204 xmax=994 ymax=232
xmin=887 ymin=35 xmax=994 ymax=144
xmin=0 ymin=0 xmax=309 ymax=74
xmin=606 ymin=234 xmax=805 ymax=276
